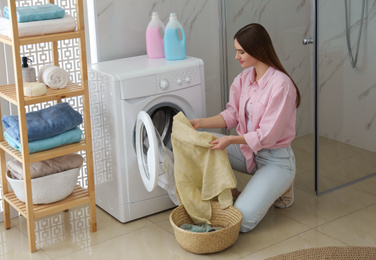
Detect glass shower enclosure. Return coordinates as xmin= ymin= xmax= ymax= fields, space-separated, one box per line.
xmin=220 ymin=0 xmax=376 ymax=195
xmin=314 ymin=0 xmax=376 ymax=195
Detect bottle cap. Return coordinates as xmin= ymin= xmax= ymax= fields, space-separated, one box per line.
xmin=21 ymin=57 xmax=29 ymax=68
xmin=169 ymin=13 xmax=177 ymax=20
xmin=152 ymin=12 xmax=159 ymax=19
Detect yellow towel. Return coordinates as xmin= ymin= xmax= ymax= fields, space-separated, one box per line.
xmin=171 ymin=112 xmax=237 ymax=224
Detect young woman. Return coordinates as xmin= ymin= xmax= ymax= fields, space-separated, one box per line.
xmin=190 ymin=23 xmax=300 ymax=232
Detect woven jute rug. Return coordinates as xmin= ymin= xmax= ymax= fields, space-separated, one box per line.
xmin=266 ymin=246 xmax=376 ymax=260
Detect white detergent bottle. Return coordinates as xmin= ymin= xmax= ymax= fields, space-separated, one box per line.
xmin=146 ymin=12 xmax=165 ymax=59
xmin=164 ymin=13 xmax=186 ymax=61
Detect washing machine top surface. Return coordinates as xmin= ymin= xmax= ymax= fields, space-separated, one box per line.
xmin=90 ymin=55 xmax=203 ymax=80
xmin=90 ymin=55 xmax=204 ymax=99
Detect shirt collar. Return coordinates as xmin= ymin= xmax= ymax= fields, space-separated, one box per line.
xmin=249 ymin=66 xmax=275 ymax=89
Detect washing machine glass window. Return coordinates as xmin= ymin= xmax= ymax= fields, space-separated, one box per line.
xmin=136 ymin=111 xmax=168 ymax=192
xmin=149 ymin=106 xmax=178 ymax=150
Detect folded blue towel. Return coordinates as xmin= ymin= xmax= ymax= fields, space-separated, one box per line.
xmin=4 ymin=127 xmax=82 ymax=154
xmin=2 ymin=102 xmax=82 ymax=143
xmin=3 ymin=4 xmax=65 ymax=23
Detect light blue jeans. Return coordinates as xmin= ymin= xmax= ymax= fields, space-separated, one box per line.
xmin=213 ymin=133 xmax=296 ymax=232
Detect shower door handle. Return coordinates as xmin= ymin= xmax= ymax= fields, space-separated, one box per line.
xmin=302 ymin=37 xmax=314 ymax=45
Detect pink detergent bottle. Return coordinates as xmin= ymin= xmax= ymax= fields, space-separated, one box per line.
xmin=146 ymin=12 xmax=165 ymax=59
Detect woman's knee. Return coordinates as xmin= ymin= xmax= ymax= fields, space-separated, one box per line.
xmin=234 ymin=199 xmax=267 ymax=233
xmin=238 ymin=210 xmax=266 ymax=232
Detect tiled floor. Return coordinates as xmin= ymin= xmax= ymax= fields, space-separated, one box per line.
xmin=1 ymin=134 xmax=376 ymax=259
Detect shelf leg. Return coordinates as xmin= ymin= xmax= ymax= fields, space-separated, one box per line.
xmin=27 ymin=216 xmax=37 ymax=252
xmin=3 ymin=201 xmax=11 ymax=229
xmin=0 ymin=151 xmax=11 ymax=229
xmin=89 ymin=196 xmax=97 ymax=232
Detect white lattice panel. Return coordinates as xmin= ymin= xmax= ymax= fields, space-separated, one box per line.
xmin=88 ymin=68 xmax=114 ymax=186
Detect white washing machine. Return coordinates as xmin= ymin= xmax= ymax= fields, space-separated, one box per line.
xmin=88 ymin=55 xmax=206 ymax=223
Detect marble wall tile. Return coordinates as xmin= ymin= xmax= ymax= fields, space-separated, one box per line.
xmin=89 ymin=0 xmax=375 ymax=149
xmin=89 ymin=0 xmax=222 ymax=117
xmin=88 ymin=0 xmax=314 ymax=133
xmin=317 ymin=0 xmax=376 ymax=151
xmin=224 ymin=0 xmax=313 ymax=137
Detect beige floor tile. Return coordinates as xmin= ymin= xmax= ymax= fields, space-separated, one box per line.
xmin=353 ymin=175 xmax=376 ymax=195
xmin=146 ymin=208 xmax=174 ymax=224
xmin=148 ymin=209 xmax=176 ymax=235
xmin=243 ymin=229 xmax=346 ymax=260
xmin=275 ymin=186 xmax=376 ymax=228
xmin=11 ymin=205 xmax=153 ymax=259
xmin=55 ymin=224 xmax=212 ymax=260
xmin=291 ymin=134 xmax=314 ymax=173
xmin=294 ymin=170 xmax=342 ymax=195
xmin=319 ymin=152 xmax=376 ymax=185
xmin=209 ymin=210 xmax=309 ymax=260
xmin=306 ymin=134 xmax=376 ymax=193
xmin=2 ymin=133 xmax=376 ymax=259
xmin=291 ymin=133 xmax=313 ymax=150
xmin=0 ymin=223 xmax=51 ymax=259
xmin=317 ymin=136 xmax=367 ymax=165
xmin=316 ymin=204 xmax=376 ymax=247
xmin=157 ymin=219 xmax=175 ymax=235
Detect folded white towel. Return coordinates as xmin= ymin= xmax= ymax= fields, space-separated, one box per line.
xmin=0 ymin=14 xmax=76 ymax=38
xmin=38 ymin=65 xmax=70 ymax=89
xmin=23 ymin=82 xmax=47 ymax=97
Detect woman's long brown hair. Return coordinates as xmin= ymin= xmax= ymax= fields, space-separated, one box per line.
xmin=234 ymin=23 xmax=301 ymax=107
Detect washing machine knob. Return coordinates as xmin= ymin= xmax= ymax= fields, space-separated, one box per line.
xmin=185 ymin=77 xmax=191 ymax=83
xmin=176 ymin=78 xmax=182 ymax=85
xmin=160 ymin=79 xmax=169 ymax=90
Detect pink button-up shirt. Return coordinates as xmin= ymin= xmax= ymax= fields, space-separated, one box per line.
xmin=220 ymin=66 xmax=297 ymax=172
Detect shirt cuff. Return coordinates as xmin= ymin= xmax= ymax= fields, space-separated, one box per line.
xmin=219 ymin=111 xmax=237 ymax=130
xmin=244 ymin=131 xmax=262 ymax=154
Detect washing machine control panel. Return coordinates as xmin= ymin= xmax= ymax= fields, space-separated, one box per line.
xmin=118 ymin=57 xmax=204 ymax=99
xmin=156 ymin=66 xmax=201 ymax=93
xmin=159 ymin=79 xmax=170 ymax=90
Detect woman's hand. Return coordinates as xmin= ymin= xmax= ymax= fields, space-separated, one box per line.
xmin=189 ymin=118 xmax=201 ymax=130
xmin=210 ymin=136 xmax=233 ymax=150
xmin=210 ymin=135 xmax=247 ymax=150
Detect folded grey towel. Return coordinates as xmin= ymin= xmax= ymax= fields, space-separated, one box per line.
xmin=7 ymin=153 xmax=83 ymax=180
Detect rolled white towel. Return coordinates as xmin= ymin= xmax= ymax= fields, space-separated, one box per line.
xmin=38 ymin=65 xmax=70 ymax=89
xmin=23 ymin=82 xmax=47 ymax=97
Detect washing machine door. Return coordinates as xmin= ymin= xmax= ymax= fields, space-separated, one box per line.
xmin=135 ymin=111 xmax=168 ymax=192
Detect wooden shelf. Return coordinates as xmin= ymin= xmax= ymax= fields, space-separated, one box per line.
xmin=0 ymin=30 xmax=82 ymax=46
xmin=3 ymin=185 xmax=90 ymax=219
xmin=0 ymin=0 xmax=96 ymax=253
xmin=0 ymin=140 xmax=88 ymax=164
xmin=0 ymin=83 xmax=84 ymax=106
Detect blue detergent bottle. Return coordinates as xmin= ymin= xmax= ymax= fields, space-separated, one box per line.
xmin=164 ymin=13 xmax=186 ymax=61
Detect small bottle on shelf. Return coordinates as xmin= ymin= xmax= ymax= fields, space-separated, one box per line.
xmin=21 ymin=57 xmax=36 ymax=82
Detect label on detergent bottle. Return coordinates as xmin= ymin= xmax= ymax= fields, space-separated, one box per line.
xmin=146 ymin=12 xmax=165 ymax=59
xmin=164 ymin=13 xmax=186 ymax=61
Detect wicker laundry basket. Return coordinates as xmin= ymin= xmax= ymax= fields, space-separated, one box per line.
xmin=169 ymin=201 xmax=242 ymax=254
xmin=6 ymin=168 xmax=80 ymax=204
